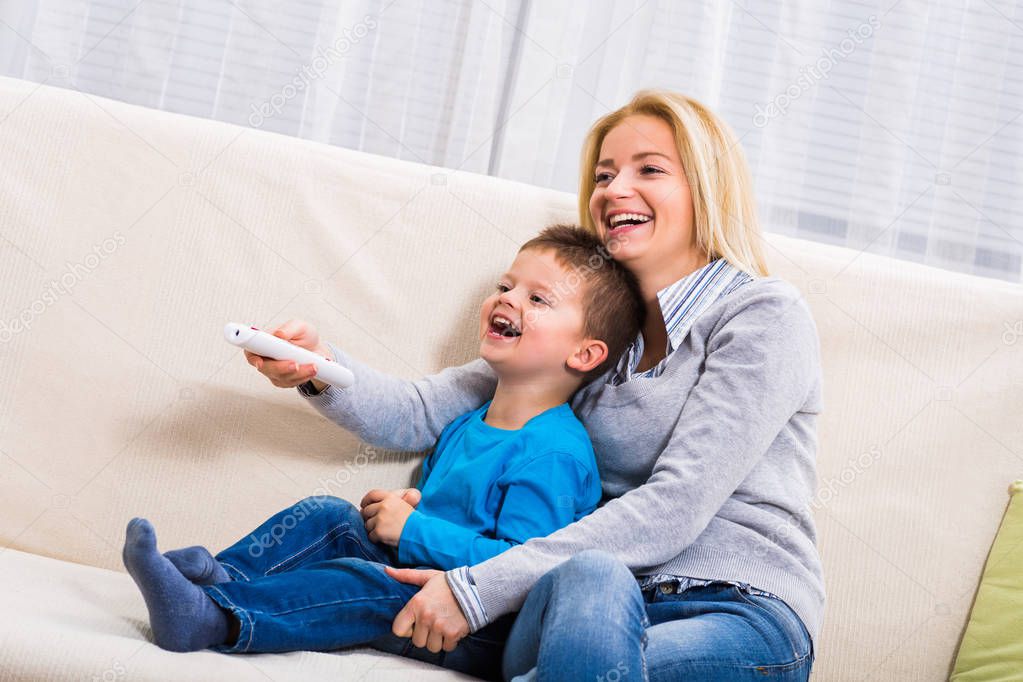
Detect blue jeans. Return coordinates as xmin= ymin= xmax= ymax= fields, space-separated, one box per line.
xmin=199 ymin=495 xmax=512 ymax=680
xmin=503 ymin=550 xmax=815 ymax=682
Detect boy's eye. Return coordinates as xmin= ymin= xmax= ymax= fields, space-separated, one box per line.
xmin=530 ymin=294 xmax=549 ymax=306
xmin=496 ymin=283 xmax=510 ymax=293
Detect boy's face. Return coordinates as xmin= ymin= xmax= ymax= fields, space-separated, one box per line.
xmin=478 ymin=247 xmax=592 ymax=379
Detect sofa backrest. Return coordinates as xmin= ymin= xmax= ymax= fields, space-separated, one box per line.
xmin=1 ymin=76 xmax=1020 ymax=680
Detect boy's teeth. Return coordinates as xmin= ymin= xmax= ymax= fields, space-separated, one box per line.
xmin=490 ymin=314 xmax=521 ymax=337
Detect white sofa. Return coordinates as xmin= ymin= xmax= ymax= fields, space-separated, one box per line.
xmin=1 ymin=75 xmax=1021 ymax=681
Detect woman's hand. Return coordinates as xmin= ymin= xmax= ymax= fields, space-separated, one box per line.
xmin=244 ymin=318 xmax=330 ymax=388
xmin=385 ymin=567 xmax=470 ymax=652
xmin=360 ymin=488 xmax=416 ymax=546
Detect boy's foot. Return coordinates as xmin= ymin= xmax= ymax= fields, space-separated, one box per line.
xmin=122 ymin=517 xmax=230 ymax=652
xmin=163 ymin=546 xmax=231 ymax=585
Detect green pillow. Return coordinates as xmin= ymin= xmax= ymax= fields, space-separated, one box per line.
xmin=951 ymin=480 xmax=1023 ymax=681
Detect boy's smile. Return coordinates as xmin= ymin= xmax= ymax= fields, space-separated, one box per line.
xmin=485 ymin=312 xmax=521 ymax=340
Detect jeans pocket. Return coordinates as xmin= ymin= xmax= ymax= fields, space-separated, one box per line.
xmin=746 ymin=654 xmax=813 ymax=678
xmin=729 ymin=588 xmax=813 ymax=668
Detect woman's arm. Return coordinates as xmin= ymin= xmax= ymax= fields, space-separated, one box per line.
xmin=299 ymin=341 xmax=497 ymax=452
xmin=449 ymin=284 xmax=822 ymax=630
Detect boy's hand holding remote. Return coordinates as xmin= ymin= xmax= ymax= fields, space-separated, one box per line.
xmin=243 ymin=319 xmax=331 ymax=392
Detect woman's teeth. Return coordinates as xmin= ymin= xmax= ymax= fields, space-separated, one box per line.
xmin=608 ymin=213 xmax=652 ymax=230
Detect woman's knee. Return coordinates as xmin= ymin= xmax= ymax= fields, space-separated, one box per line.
xmin=509 ymin=550 xmax=647 ymax=678
xmin=534 ymin=550 xmax=642 ymax=618
xmin=554 ymin=549 xmax=634 ymax=587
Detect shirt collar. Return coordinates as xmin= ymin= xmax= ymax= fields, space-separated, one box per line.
xmin=612 ymin=258 xmax=753 ymax=382
xmin=655 ymin=257 xmax=751 ymax=353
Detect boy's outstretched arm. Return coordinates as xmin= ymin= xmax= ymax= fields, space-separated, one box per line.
xmin=298 ymin=341 xmax=497 ymax=452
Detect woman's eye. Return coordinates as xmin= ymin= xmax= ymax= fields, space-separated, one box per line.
xmin=641 ymin=165 xmax=664 ymax=174
xmin=594 ymin=172 xmax=613 ymax=184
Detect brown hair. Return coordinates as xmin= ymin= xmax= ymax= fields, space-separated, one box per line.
xmin=520 ymin=224 xmax=645 ymax=384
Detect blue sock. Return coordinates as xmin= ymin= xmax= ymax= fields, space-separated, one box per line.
xmin=163 ymin=546 xmax=231 ymax=585
xmin=122 ymin=518 xmax=231 ymax=652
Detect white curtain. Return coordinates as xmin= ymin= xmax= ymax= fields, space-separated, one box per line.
xmin=2 ymin=0 xmax=1021 ymax=282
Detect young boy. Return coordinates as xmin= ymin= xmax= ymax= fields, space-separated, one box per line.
xmin=121 ymin=225 xmax=644 ymax=674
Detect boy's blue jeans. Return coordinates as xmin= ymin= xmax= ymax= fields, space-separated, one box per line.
xmin=503 ymin=550 xmax=815 ymax=681
xmin=198 ymin=495 xmax=511 ymax=680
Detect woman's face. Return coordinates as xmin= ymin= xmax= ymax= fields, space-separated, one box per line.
xmin=588 ymin=114 xmax=698 ymax=277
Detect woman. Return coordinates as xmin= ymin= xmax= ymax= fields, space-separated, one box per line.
xmin=263 ymin=89 xmax=823 ymax=681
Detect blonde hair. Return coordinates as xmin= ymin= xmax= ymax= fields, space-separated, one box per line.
xmin=577 ymin=89 xmax=770 ymax=277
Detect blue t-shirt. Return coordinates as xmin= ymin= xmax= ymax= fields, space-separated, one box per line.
xmin=397 ymin=399 xmax=602 ymax=570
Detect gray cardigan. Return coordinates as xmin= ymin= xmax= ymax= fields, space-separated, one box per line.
xmin=298 ymin=276 xmax=826 ymax=643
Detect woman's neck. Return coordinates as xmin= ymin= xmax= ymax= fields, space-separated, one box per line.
xmin=633 ymin=248 xmax=711 ymax=371
xmin=635 ymin=249 xmax=711 ymax=303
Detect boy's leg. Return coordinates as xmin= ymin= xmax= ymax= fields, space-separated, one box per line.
xmin=163 ymin=545 xmax=229 ymax=584
xmin=201 ymin=556 xmax=420 ymax=653
xmin=123 ymin=518 xmax=233 ymax=652
xmin=207 ymin=495 xmax=393 ymax=582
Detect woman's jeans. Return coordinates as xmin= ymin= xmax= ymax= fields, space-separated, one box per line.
xmin=197 ymin=495 xmax=512 ymax=680
xmin=503 ymin=550 xmax=815 ymax=682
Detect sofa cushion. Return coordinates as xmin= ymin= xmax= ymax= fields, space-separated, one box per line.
xmin=0 ymin=547 xmax=477 ymax=680
xmin=951 ymin=481 xmax=1023 ymax=681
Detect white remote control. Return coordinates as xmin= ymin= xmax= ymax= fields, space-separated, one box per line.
xmin=224 ymin=323 xmax=355 ymax=389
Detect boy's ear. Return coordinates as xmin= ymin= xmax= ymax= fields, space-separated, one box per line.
xmin=567 ymin=338 xmax=609 ymax=374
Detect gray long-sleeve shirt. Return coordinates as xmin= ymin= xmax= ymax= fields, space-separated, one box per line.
xmin=298 ymin=276 xmax=826 ymax=643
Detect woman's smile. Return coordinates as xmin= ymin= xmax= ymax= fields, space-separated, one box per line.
xmin=605 ymin=209 xmax=653 ymax=238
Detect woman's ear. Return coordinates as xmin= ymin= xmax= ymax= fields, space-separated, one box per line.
xmin=567 ymin=339 xmax=609 ymax=374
